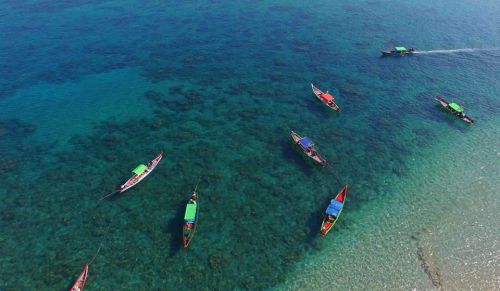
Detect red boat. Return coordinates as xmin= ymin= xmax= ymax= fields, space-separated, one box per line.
xmin=311 ymin=83 xmax=340 ymax=111
xmin=69 ymin=264 xmax=88 ymax=291
xmin=320 ymin=185 xmax=347 ymax=237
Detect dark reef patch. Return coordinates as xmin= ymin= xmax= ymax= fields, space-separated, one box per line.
xmin=411 ymin=229 xmax=444 ymax=289
xmin=417 ymin=244 xmax=444 ymax=289
xmin=0 ymin=73 xmax=432 ymax=288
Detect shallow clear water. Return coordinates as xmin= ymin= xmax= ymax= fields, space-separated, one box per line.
xmin=0 ymin=0 xmax=499 ymax=289
xmin=281 ymin=118 xmax=500 ymax=290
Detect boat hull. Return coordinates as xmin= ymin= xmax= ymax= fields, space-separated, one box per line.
xmin=311 ymin=83 xmax=340 ymax=111
xmin=290 ymin=131 xmax=327 ymax=166
xmin=435 ymin=96 xmax=475 ymax=124
xmin=117 ymin=152 xmax=164 ymax=193
xmin=320 ymin=185 xmax=347 ymax=237
xmin=381 ymin=49 xmax=414 ymax=56
xmin=69 ymin=264 xmax=88 ymax=291
xmin=183 ymin=192 xmax=199 ymax=248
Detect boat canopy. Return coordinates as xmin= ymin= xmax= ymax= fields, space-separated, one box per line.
xmin=395 ymin=47 xmax=407 ymax=52
xmin=321 ymin=92 xmax=334 ymax=101
xmin=326 ymin=200 xmax=343 ymax=216
xmin=299 ymin=137 xmax=313 ymax=148
xmin=132 ymin=164 xmax=147 ymax=175
xmin=184 ymin=203 xmax=197 ymax=221
xmin=448 ymin=102 xmax=464 ymax=112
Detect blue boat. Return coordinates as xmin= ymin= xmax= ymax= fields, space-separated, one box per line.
xmin=290 ymin=130 xmax=327 ymax=166
xmin=320 ymin=185 xmax=347 ymax=237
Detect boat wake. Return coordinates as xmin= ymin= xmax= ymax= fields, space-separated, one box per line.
xmin=414 ymin=48 xmax=498 ymax=54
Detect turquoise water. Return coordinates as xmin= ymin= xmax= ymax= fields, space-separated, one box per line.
xmin=1 ymin=0 xmax=499 ymax=289
xmin=282 ymin=118 xmax=500 ymax=290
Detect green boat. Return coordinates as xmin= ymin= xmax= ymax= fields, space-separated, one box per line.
xmin=182 ymin=188 xmax=199 ymax=248
xmin=100 ymin=152 xmax=164 ymax=200
xmin=381 ymin=46 xmax=415 ymax=56
xmin=435 ymin=96 xmax=475 ymax=124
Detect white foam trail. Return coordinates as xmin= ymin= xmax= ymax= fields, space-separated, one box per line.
xmin=414 ymin=48 xmax=497 ymax=54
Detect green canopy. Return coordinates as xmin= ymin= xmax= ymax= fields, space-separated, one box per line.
xmin=184 ymin=203 xmax=197 ymax=221
xmin=448 ymin=102 xmax=464 ymax=112
xmin=132 ymin=164 xmax=147 ymax=175
xmin=395 ymin=47 xmax=407 ymax=52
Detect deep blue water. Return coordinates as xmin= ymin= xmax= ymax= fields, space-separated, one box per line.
xmin=1 ymin=0 xmax=499 ymax=289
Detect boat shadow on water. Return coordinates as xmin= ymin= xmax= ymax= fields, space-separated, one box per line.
xmin=100 ymin=189 xmax=123 ymax=202
xmin=434 ymin=105 xmax=471 ymax=133
xmin=99 ymin=178 xmax=129 ymax=201
xmin=66 ymin=280 xmax=76 ymax=290
xmin=281 ymin=141 xmax=317 ymax=176
xmin=165 ymin=199 xmax=186 ymax=257
xmin=306 ymin=98 xmax=340 ymax=118
xmin=304 ymin=207 xmax=323 ymax=245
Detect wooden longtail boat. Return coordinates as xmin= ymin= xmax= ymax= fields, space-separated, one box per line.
xmin=290 ymin=130 xmax=327 ymax=166
xmin=68 ymin=246 xmax=100 ymax=291
xmin=118 ymin=151 xmax=164 ymax=192
xmin=101 ymin=151 xmax=163 ymax=200
xmin=381 ymin=46 xmax=415 ymax=56
xmin=182 ymin=188 xmax=199 ymax=248
xmin=311 ymin=83 xmax=340 ymax=111
xmin=69 ymin=264 xmax=89 ymax=291
xmin=320 ymin=185 xmax=347 ymax=237
xmin=435 ymin=96 xmax=475 ymax=124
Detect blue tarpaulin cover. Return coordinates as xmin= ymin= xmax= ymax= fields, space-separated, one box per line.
xmin=299 ymin=137 xmax=313 ymax=148
xmin=326 ymin=200 xmax=343 ymax=216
